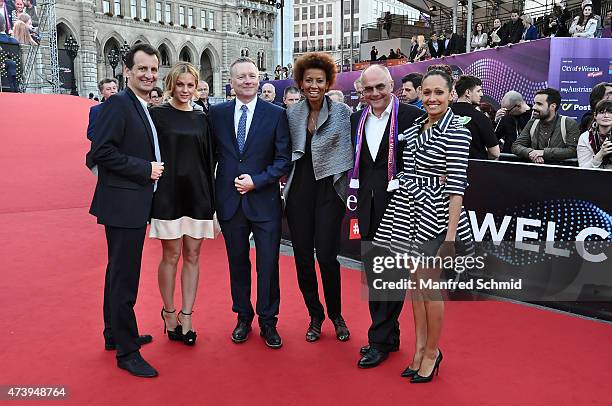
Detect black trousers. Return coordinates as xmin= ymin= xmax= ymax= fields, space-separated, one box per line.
xmin=220 ymin=207 xmax=281 ymax=327
xmin=363 ymin=209 xmax=406 ymax=353
xmin=286 ymin=176 xmax=346 ymax=321
xmin=102 ymin=226 xmax=146 ymax=358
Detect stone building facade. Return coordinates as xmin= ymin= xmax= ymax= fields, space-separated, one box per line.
xmin=54 ymin=0 xmax=278 ymax=97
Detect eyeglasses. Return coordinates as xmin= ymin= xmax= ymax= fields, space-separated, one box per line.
xmin=362 ymin=83 xmax=389 ymax=95
xmin=151 ymin=96 xmax=161 ymax=100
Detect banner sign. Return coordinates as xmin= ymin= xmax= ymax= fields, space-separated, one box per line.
xmin=265 ymin=38 xmax=551 ymax=109
xmin=547 ymin=38 xmax=612 ymax=121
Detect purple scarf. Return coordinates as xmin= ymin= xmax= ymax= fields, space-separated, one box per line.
xmin=350 ymin=94 xmax=400 ymax=191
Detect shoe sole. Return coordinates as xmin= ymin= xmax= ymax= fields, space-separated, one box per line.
xmin=264 ymin=340 xmax=283 ymax=349
xmin=117 ymin=365 xmax=158 ymax=378
xmin=261 ymin=334 xmax=283 ymax=349
xmin=231 ymin=334 xmax=249 ymax=344
xmin=357 ymin=360 xmax=387 ymax=369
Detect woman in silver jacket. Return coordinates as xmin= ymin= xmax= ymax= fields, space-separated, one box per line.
xmin=283 ymin=52 xmax=354 ymax=343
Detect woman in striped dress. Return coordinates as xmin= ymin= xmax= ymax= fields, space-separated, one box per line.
xmin=374 ymin=69 xmax=474 ymax=383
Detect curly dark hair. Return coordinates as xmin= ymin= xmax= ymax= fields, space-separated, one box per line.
xmin=293 ymin=52 xmax=337 ymax=89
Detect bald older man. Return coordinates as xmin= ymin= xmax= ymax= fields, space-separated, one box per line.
xmin=351 ymin=64 xmax=422 ymax=369
xmin=494 ymin=90 xmax=532 ymax=153
xmin=260 ymin=83 xmax=284 ymax=107
xmin=195 ymin=80 xmax=210 ymax=114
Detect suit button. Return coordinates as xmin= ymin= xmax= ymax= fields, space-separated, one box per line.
xmin=239 ymin=159 xmax=243 ymax=163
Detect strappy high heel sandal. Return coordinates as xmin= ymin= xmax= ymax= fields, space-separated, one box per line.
xmin=161 ymin=308 xmax=183 ymax=341
xmin=178 ymin=310 xmax=197 ymax=346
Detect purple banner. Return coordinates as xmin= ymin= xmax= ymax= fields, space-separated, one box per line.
xmin=266 ymin=38 xmax=551 ymax=110
xmin=547 ymin=38 xmax=612 ymax=121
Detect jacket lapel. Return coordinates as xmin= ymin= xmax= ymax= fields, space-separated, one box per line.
xmin=374 ymin=118 xmax=392 ymax=163
xmin=126 ymin=87 xmax=155 ymax=151
xmin=242 ymin=98 xmax=265 ymax=154
xmin=225 ymin=100 xmax=241 ymax=155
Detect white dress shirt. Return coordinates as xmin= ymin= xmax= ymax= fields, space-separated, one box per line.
xmin=364 ymin=99 xmax=393 ymax=161
xmin=234 ymin=97 xmax=258 ymax=142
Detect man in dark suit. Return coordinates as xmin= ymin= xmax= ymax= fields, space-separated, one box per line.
xmin=500 ymin=10 xmax=524 ymax=45
xmin=209 ymin=57 xmax=291 ymax=349
xmin=443 ymin=29 xmax=466 ymax=56
xmin=88 ymin=43 xmax=164 ymax=378
xmin=86 ymin=78 xmax=118 ymax=171
xmin=194 ymin=80 xmax=210 ymax=114
xmin=351 ymin=65 xmax=422 ymax=369
xmin=408 ymin=36 xmax=419 ymax=62
xmin=427 ymin=32 xmax=444 ymax=59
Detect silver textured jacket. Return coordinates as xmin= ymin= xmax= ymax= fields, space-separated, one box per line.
xmin=283 ymin=96 xmax=354 ymax=206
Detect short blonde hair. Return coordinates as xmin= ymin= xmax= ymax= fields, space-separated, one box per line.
xmin=164 ymin=61 xmax=200 ymax=100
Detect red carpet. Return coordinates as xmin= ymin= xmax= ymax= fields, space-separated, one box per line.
xmin=1 ymin=93 xmax=611 ymax=405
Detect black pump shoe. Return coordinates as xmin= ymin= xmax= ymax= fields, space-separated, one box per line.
xmin=161 ymin=308 xmax=183 ymax=341
xmin=178 ymin=310 xmax=197 ymax=346
xmin=400 ymin=366 xmax=419 ymax=378
xmin=411 ymin=350 xmax=443 ymax=383
xmin=306 ymin=318 xmax=323 ymax=342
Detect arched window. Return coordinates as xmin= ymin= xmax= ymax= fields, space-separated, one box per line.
xmin=257 ymin=50 xmax=265 ymax=70
xmin=179 ymin=48 xmax=192 ymax=63
xmin=240 ymin=48 xmax=249 ymax=57
xmin=158 ymin=45 xmax=170 ymax=66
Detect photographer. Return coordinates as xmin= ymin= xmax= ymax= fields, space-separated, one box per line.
xmin=577 ymin=100 xmax=612 ymax=169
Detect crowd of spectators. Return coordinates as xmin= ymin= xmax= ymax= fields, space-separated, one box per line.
xmin=368 ymin=1 xmax=609 ymax=65
xmin=246 ymin=59 xmax=611 ymax=169
xmin=0 ymin=0 xmax=38 ymax=45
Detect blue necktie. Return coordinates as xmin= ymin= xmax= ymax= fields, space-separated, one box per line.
xmin=237 ymin=105 xmax=248 ymax=153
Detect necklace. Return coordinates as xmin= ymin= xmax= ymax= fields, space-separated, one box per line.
xmin=309 ymin=113 xmax=319 ymax=132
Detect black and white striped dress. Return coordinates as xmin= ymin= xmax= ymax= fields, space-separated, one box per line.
xmin=374 ymin=108 xmax=474 ymax=255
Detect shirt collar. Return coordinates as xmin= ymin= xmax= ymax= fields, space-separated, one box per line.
xmin=135 ymin=94 xmax=149 ymax=109
xmin=236 ymin=97 xmax=258 ymax=113
xmin=368 ymin=98 xmax=393 ymax=119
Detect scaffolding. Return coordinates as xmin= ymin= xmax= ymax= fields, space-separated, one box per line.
xmin=20 ymin=0 xmax=60 ymax=93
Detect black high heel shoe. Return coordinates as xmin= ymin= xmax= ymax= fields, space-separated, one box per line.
xmin=400 ymin=366 xmax=419 ymax=378
xmin=410 ymin=350 xmax=443 ymax=383
xmin=178 ymin=310 xmax=197 ymax=346
xmin=331 ymin=316 xmax=350 ymax=342
xmin=305 ymin=317 xmax=323 ymax=342
xmin=161 ymin=308 xmax=183 ymax=341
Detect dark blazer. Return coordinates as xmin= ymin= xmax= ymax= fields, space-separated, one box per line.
xmin=427 ymin=40 xmax=445 ymax=58
xmin=522 ymin=25 xmax=539 ymax=41
xmin=88 ymin=87 xmax=156 ymax=228
xmin=443 ymin=34 xmax=465 ymax=56
xmin=85 ymin=103 xmax=104 ymax=169
xmin=350 ymin=103 xmax=423 ymax=239
xmin=194 ymin=99 xmax=210 ymax=115
xmin=408 ymin=43 xmax=419 ymax=61
xmin=209 ymin=98 xmax=291 ymax=222
xmin=501 ymin=20 xmax=524 ymax=45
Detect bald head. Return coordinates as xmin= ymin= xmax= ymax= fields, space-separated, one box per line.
xmin=261 ymin=83 xmax=276 ymax=102
xmin=360 ymin=65 xmax=395 ymax=115
xmin=197 ymin=80 xmax=209 ymax=101
xmin=360 ymin=64 xmax=392 ymax=83
xmin=502 ymin=91 xmax=524 ymax=107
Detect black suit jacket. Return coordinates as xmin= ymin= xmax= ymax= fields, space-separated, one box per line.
xmin=501 ymin=20 xmax=523 ymax=45
xmin=350 ymin=103 xmax=423 ymax=239
xmin=88 ymin=87 xmax=156 ymax=228
xmin=428 ymin=40 xmax=445 ymax=58
xmin=209 ymin=98 xmax=291 ymax=222
xmin=444 ymin=34 xmax=465 ymax=56
xmin=194 ymin=99 xmax=210 ymax=115
xmin=408 ymin=43 xmax=419 ymax=61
